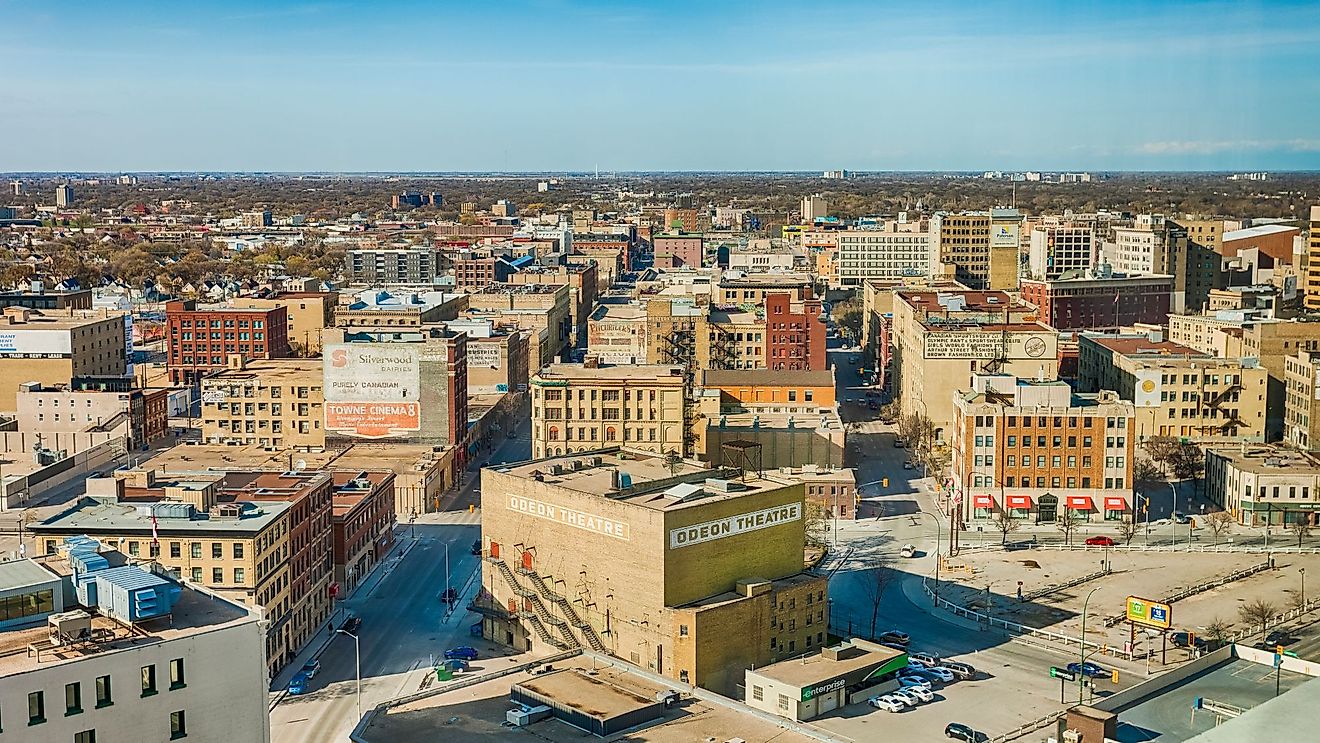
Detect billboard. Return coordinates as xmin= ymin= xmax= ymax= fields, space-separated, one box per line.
xmin=0 ymin=329 xmax=73 ymax=358
xmin=923 ymin=331 xmax=1056 ymax=360
xmin=324 ymin=343 xmax=421 ymax=439
xmin=990 ymin=223 xmax=1020 ymax=248
xmin=1125 ymin=596 xmax=1172 ymax=629
xmin=1134 ymin=369 xmax=1163 ymax=408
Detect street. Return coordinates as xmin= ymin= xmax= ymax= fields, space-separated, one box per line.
xmin=268 ymin=403 xmax=531 ymax=743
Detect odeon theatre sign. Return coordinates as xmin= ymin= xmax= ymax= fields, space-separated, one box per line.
xmin=669 ymin=503 xmax=803 ymax=549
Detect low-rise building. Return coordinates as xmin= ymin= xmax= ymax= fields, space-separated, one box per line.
xmin=952 ymin=375 xmax=1135 ymax=526
xmin=199 ymin=357 xmax=326 ymax=450
xmin=335 ymin=288 xmax=467 ymax=331
xmin=1019 ymin=273 xmax=1173 ymax=331
xmin=587 ymin=303 xmax=648 ymax=364
xmin=16 ymin=379 xmax=168 ymax=450
xmin=228 ymin=291 xmax=337 ymax=355
xmin=1078 ymin=332 xmax=1269 ymax=444
xmin=165 ymin=300 xmax=290 ymax=386
xmin=474 ymin=449 xmax=827 ymax=696
xmin=834 ymin=220 xmax=935 ymax=287
xmin=331 ymin=471 xmax=396 ymax=595
xmin=531 ymin=360 xmax=687 ymax=459
xmin=0 ymin=307 xmax=129 ymax=411
xmin=744 ymin=639 xmax=907 ymax=721
xmin=466 ymin=284 xmax=572 ymax=373
xmin=1205 ymin=445 xmax=1320 ymax=526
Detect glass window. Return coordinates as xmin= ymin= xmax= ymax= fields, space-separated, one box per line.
xmin=170 ymin=710 xmax=187 ymax=739
xmin=142 ymin=665 xmax=157 ymax=696
xmin=66 ymin=681 xmax=82 ymax=715
xmin=190 ymin=543 xmax=201 ymax=559
xmin=170 ymin=658 xmax=186 ymax=689
xmin=29 ymin=689 xmax=45 ymax=725
xmin=96 ymin=675 xmax=112 ymax=707
xmin=75 ymin=731 xmax=96 ymax=743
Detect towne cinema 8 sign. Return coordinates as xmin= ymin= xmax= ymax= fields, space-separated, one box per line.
xmin=1126 ymin=596 xmax=1172 ymax=629
xmin=323 ymin=343 xmax=422 ymax=439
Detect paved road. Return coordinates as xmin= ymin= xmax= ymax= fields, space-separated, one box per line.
xmin=269 ymin=409 xmax=531 ymax=742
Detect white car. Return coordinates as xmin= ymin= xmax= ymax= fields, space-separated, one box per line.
xmin=896 ymin=676 xmax=933 ymax=691
xmin=924 ymin=666 xmax=957 ymax=682
xmin=868 ymin=695 xmax=905 ymax=712
xmin=888 ymin=688 xmax=922 ymax=707
xmin=908 ymin=653 xmax=941 ymax=668
xmin=904 ymin=685 xmax=936 ymax=702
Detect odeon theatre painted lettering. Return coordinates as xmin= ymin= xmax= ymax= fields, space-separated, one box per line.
xmin=669 ymin=503 xmax=803 ymax=549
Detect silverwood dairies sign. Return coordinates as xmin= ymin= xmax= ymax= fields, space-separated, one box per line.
xmin=669 ymin=503 xmax=803 ymax=549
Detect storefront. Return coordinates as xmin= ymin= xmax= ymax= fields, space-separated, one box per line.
xmin=743 ymin=639 xmax=907 ymax=722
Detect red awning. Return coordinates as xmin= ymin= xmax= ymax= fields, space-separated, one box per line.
xmin=1007 ymin=495 xmax=1032 ymax=509
xmin=1066 ymin=496 xmax=1095 ymax=510
xmin=1104 ymin=497 xmax=1129 ymax=511
xmin=973 ymin=494 xmax=995 ymax=508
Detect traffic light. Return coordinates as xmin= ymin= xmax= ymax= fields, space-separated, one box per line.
xmin=882 ymin=478 xmax=889 ymax=488
xmin=1277 ymin=645 xmax=1285 ymax=655
xmin=1111 ymin=669 xmax=1119 ymax=684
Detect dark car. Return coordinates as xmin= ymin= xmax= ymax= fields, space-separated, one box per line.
xmin=1170 ymin=632 xmax=1207 ymax=649
xmin=945 ymin=722 xmax=989 ymax=742
xmin=1265 ymin=631 xmax=1294 ymax=646
xmin=471 ymin=540 xmax=482 ymax=555
xmin=942 ymin=660 xmax=976 ymax=679
xmin=878 ymin=630 xmax=910 ymax=646
xmin=1173 ymin=512 xmax=1191 ymax=524
xmin=444 ymin=646 xmax=480 ymax=661
xmin=341 ymin=616 xmax=362 ymax=634
xmin=442 ymin=587 xmax=459 ymax=603
xmin=1085 ymin=536 xmax=1116 ymax=546
xmin=1067 ymin=661 xmax=1107 ymax=678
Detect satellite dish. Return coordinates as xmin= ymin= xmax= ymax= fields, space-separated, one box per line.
xmin=294 ymin=459 xmax=307 ymax=472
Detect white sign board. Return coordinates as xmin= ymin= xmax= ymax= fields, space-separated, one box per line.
xmin=0 ymin=329 xmax=73 ymax=357
xmin=923 ymin=331 xmax=1055 ymax=360
xmin=669 ymin=502 xmax=803 ymax=549
xmin=508 ymin=495 xmax=631 ymax=540
xmin=200 ymin=389 xmax=226 ymax=404
xmin=467 ymin=343 xmax=501 ymax=369
xmin=990 ymin=223 xmax=1020 ymax=247
xmin=324 ymin=344 xmax=420 ymax=402
xmin=1134 ymin=369 xmax=1163 ymax=408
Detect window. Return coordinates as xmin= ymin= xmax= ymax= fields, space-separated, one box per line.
xmin=29 ymin=690 xmax=45 ymax=725
xmin=169 ymin=542 xmax=181 ymax=558
xmin=75 ymin=731 xmax=96 ymax=743
xmin=65 ymin=681 xmax=83 ymax=716
xmin=679 ymin=624 xmax=688 ymax=636
xmin=191 ymin=567 xmax=202 ymax=582
xmin=212 ymin=543 xmax=222 ymax=558
xmin=142 ymin=665 xmax=157 ymax=696
xmin=778 ymin=694 xmax=791 ymax=710
xmin=212 ymin=568 xmax=223 ymax=583
xmin=170 ymin=658 xmax=186 ymax=690
xmin=233 ymin=543 xmax=244 ymax=559
xmin=234 ymin=568 xmax=245 ymax=584
xmin=752 ymin=685 xmax=764 ymax=701
xmin=170 ymin=710 xmax=187 ymax=739
xmin=190 ymin=543 xmax=201 ymax=559
xmin=95 ymin=675 xmax=112 ymax=708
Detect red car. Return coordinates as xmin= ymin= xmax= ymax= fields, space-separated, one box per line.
xmin=1085 ymin=536 xmax=1116 ymax=546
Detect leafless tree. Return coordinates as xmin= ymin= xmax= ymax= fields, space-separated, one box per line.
xmin=804 ymin=501 xmax=829 ymax=548
xmin=1204 ymin=617 xmax=1233 ymax=649
xmin=1204 ymin=512 xmax=1235 ymax=545
xmin=1116 ymin=517 xmax=1141 ymax=545
xmin=1289 ymin=520 xmax=1313 ymax=548
xmin=1142 ymin=437 xmax=1204 ymax=481
xmin=1238 ymin=599 xmax=1279 ymax=641
xmin=992 ymin=510 xmax=1021 ymax=545
xmin=1056 ymin=509 xmax=1082 ymax=546
xmin=852 ymin=557 xmax=894 ymax=641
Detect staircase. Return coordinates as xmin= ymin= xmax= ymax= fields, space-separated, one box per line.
xmin=490 ymin=557 xmax=576 ymax=650
xmin=518 ymin=564 xmax=608 ymax=653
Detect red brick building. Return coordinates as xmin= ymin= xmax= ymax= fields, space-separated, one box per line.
xmin=166 ymin=300 xmax=291 ymax=385
xmin=653 ymin=233 xmax=704 ymax=268
xmin=454 ymin=255 xmax=516 ymax=292
xmin=766 ymin=292 xmax=827 ymax=371
xmin=331 ymin=471 xmax=397 ymax=595
xmin=1020 ymin=275 xmax=1172 ymax=331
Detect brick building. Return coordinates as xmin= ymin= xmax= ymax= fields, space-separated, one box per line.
xmin=331 ymin=471 xmax=397 ymax=595
xmin=166 ymin=300 xmax=290 ymax=386
xmin=765 ymin=293 xmax=826 ymax=371
xmin=1019 ymin=274 xmax=1173 ymax=331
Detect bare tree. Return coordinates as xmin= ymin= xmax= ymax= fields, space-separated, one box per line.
xmin=803 ymin=501 xmax=829 ymax=548
xmin=1204 ymin=512 xmax=1235 ymax=545
xmin=1289 ymin=520 xmax=1313 ymax=548
xmin=852 ymin=557 xmax=894 ymax=640
xmin=1142 ymin=437 xmax=1204 ymax=481
xmin=1056 ymin=509 xmax=1082 ymax=546
xmin=1116 ymin=517 xmax=1141 ymax=545
xmin=1238 ymin=599 xmax=1279 ymax=641
xmin=1132 ymin=458 xmax=1164 ymax=487
xmin=992 ymin=510 xmax=1021 ymax=545
xmin=1204 ymin=617 xmax=1233 ymax=649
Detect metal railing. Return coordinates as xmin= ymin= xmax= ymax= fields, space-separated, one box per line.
xmin=1102 ymin=559 xmax=1270 ymax=628
xmin=922 ymin=577 xmax=1101 ymax=655
xmin=989 ymin=710 xmax=1065 ymax=743
xmin=1021 ymin=567 xmax=1111 ymax=602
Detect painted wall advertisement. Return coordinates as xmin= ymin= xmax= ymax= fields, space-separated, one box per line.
xmin=990 ymin=223 xmax=1020 ymax=247
xmin=0 ymin=329 xmax=73 ymax=358
xmin=669 ymin=502 xmax=803 ymax=549
xmin=507 ymin=495 xmax=631 ymax=540
xmin=324 ymin=343 xmax=421 ymax=438
xmin=1134 ymin=369 xmax=1163 ymax=408
xmin=923 ymin=331 xmax=1056 ymax=360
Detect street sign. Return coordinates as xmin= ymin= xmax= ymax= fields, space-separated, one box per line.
xmin=1049 ymin=666 xmax=1077 ymax=681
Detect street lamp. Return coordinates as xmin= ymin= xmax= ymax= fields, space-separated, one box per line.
xmin=409 ymin=508 xmax=417 ymax=541
xmin=924 ymin=511 xmax=943 ymax=607
xmin=1079 ymin=587 xmax=1101 ymax=704
xmin=336 ymin=629 xmax=361 ymax=722
xmin=1302 ymin=568 xmax=1307 ymax=609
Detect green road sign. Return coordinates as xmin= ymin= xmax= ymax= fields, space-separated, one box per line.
xmin=1049 ymin=666 xmax=1077 ymax=681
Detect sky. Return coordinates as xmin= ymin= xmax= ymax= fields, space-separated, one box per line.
xmin=3 ymin=0 xmax=1319 ymax=172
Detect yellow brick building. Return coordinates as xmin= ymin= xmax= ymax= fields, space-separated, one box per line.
xmin=531 ymin=360 xmax=687 ymax=459
xmin=200 ymin=357 xmax=326 ymax=450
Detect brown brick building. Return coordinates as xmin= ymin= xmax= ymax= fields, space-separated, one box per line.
xmin=331 ymin=471 xmax=397 ymax=595
xmin=166 ymin=300 xmax=291 ymax=386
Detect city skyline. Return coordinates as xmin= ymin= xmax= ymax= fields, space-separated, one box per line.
xmin=3 ymin=0 xmax=1320 ymax=171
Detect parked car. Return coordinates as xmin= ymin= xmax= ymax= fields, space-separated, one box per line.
xmin=896 ymin=675 xmax=933 ymax=691
xmin=878 ymin=630 xmax=910 ymax=646
xmin=1173 ymin=511 xmax=1191 ymax=524
xmin=903 ymin=461 xmax=914 ymax=470
xmin=942 ymin=661 xmax=976 ymax=680
xmin=908 ymin=652 xmax=940 ymax=668
xmin=893 ymin=438 xmax=905 ymax=448
xmin=888 ymin=689 xmax=921 ymax=707
xmin=288 ymin=672 xmax=310 ymax=695
xmin=444 ymin=646 xmax=480 ymax=661
xmin=903 ymin=684 xmax=936 ymax=702
xmin=899 ymin=544 xmax=917 ymax=558
xmin=945 ymin=722 xmax=989 ymax=742
xmin=300 ymin=659 xmax=321 ymax=679
xmin=470 ymin=540 xmax=482 ymax=555
xmin=868 ymin=695 xmax=904 ymax=712
xmin=341 ymin=615 xmax=362 ymax=634
xmin=924 ymin=666 xmax=958 ymax=682
xmin=903 ymin=668 xmax=949 ymax=685
xmin=1067 ymin=661 xmax=1107 ymax=678
xmin=1170 ymin=632 xmax=1207 ymax=649
xmin=879 ymin=641 xmax=907 ymax=651
xmin=1085 ymin=536 xmax=1117 ymax=546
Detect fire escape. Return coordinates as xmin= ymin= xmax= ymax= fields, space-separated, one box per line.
xmin=1200 ymin=379 xmax=1246 ymax=436
xmin=479 ymin=553 xmax=607 ymax=653
xmin=658 ymin=322 xmax=699 ymax=457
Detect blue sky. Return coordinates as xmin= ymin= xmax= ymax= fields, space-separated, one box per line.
xmin=3 ymin=0 xmax=1319 ymax=172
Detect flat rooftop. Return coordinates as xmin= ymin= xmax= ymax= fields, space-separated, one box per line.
xmin=359 ymin=655 xmax=823 ymax=743
xmin=1222 ymin=223 xmax=1299 ymax=242
xmin=0 ymin=558 xmax=62 ymax=593
xmin=900 ymin=289 xmax=1027 ymax=313
xmin=204 ymin=358 xmax=323 ymax=382
xmin=752 ymin=642 xmax=904 ymax=688
xmin=1085 ymin=335 xmax=1202 ymax=356
xmin=33 ymin=496 xmax=291 ymax=536
xmin=489 ymin=448 xmax=798 ymax=512
xmin=1207 ymin=445 xmax=1320 ymax=475
xmin=702 ymin=368 xmax=835 ymax=388
xmin=0 ymin=311 xmax=124 ymax=329
xmin=535 ymin=362 xmax=685 ymax=382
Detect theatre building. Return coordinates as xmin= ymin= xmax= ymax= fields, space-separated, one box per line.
xmin=951 ymin=374 xmax=1136 ymax=527
xmin=473 ymin=448 xmax=828 ymax=697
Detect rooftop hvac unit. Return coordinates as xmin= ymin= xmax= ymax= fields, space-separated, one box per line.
xmin=655 ymin=690 xmax=681 ymax=707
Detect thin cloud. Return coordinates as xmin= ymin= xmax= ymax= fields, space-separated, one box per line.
xmin=1136 ymin=139 xmax=1320 ymax=155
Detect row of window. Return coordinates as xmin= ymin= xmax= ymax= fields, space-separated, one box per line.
xmin=173 ymin=318 xmax=266 ymax=328
xmin=973 ymin=475 xmax=1127 ymax=489
xmin=21 ymin=661 xmax=186 ymax=737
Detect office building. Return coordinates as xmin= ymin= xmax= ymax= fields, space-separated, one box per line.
xmin=391 ymin=191 xmax=442 ymax=209
xmin=0 ymin=308 xmax=129 ymax=411
xmin=653 ymin=233 xmax=704 ymax=268
xmin=1027 ymin=225 xmax=1094 ymax=279
xmin=345 ymin=247 xmax=441 ymax=285
xmin=1241 ymin=318 xmax=1320 ymax=439
xmin=1284 ymin=351 xmax=1320 ymax=451
xmin=32 ymin=469 xmax=334 ymax=674
xmin=227 ymin=291 xmax=337 ymax=355
xmin=1019 ymin=273 xmax=1173 ymax=331
xmin=932 ymin=209 xmax=1021 ymax=291
xmin=165 ymin=301 xmax=291 ymax=386
xmin=834 ymin=220 xmax=936 ymax=287
xmin=530 ymin=360 xmax=687 ymax=459
xmin=800 ymin=194 xmax=827 ymax=223
xmin=1205 ymin=445 xmax=1320 ymax=526
xmin=55 ymin=184 xmax=74 ymax=207
xmin=238 ymin=210 xmax=272 ymax=228
xmin=16 ymin=380 xmax=168 ymax=450
xmin=1306 ymin=207 xmax=1320 ymax=309
xmin=0 ymin=553 xmax=270 ymax=743
xmin=492 ymin=199 xmax=517 ymax=218
xmin=474 ymin=449 xmax=827 ymax=696
xmin=952 ymin=375 xmax=1136 ymax=525
xmin=1077 ymin=333 xmax=1268 ymax=444
xmin=200 ymin=358 xmax=326 ymax=450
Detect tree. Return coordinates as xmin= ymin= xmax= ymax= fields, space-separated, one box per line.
xmin=804 ymin=501 xmax=829 ymax=548
xmin=852 ymin=557 xmax=893 ymax=640
xmin=1204 ymin=617 xmax=1233 ymax=650
xmin=992 ymin=510 xmax=1021 ymax=545
xmin=833 ymin=297 xmax=864 ymax=343
xmin=1056 ymin=509 xmax=1081 ymax=546
xmin=1142 ymin=437 xmax=1204 ymax=481
xmin=1238 ymin=599 xmax=1279 ymax=641
xmin=1116 ymin=517 xmax=1141 ymax=545
xmin=1289 ymin=520 xmax=1313 ymax=548
xmin=663 ymin=449 xmax=682 ymax=476
xmin=1133 ymin=458 xmax=1164 ymax=487
xmin=1204 ymin=512 xmax=1235 ymax=545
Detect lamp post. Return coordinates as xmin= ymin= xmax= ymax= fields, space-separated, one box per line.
xmin=409 ymin=508 xmax=417 ymax=541
xmin=1302 ymin=568 xmax=1307 ymax=608
xmin=336 ymin=629 xmax=361 ymax=722
xmin=925 ymin=511 xmax=943 ymax=607
xmin=1079 ymin=587 xmax=1101 ymax=704
xmin=444 ymin=540 xmax=451 ymax=605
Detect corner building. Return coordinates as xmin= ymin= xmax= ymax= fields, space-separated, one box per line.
xmin=475 ymin=449 xmax=828 ymax=697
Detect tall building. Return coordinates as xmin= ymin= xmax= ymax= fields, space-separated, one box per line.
xmin=988 ymin=208 xmax=1023 ymax=290
xmin=0 ymin=552 xmax=270 ymax=743
xmin=530 ymin=360 xmax=687 ymax=458
xmin=165 ymin=301 xmax=291 ymax=386
xmin=492 ymin=199 xmax=517 ymax=218
xmin=345 ymin=247 xmax=440 ymax=285
xmin=55 ymin=183 xmax=74 ymax=207
xmin=933 ymin=210 xmax=1020 ymax=290
xmin=0 ymin=308 xmax=129 ymax=411
xmin=1284 ymin=350 xmax=1320 ymax=451
xmin=1305 ymin=207 xmax=1320 ymax=310
xmin=238 ymin=210 xmax=272 ymax=228
xmin=834 ymin=220 xmax=935 ymax=287
xmin=1112 ymin=215 xmax=1219 ymax=314
xmin=1027 ymin=226 xmax=1094 ymax=279
xmin=952 ymin=375 xmax=1136 ymax=525
xmin=800 ymin=194 xmax=827 ymax=223
xmin=474 ymin=449 xmax=827 ymax=696
xmin=765 ymin=292 xmax=826 ymax=371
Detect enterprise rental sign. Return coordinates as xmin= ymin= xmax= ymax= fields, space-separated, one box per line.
xmin=670 ymin=503 xmax=802 ymax=549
